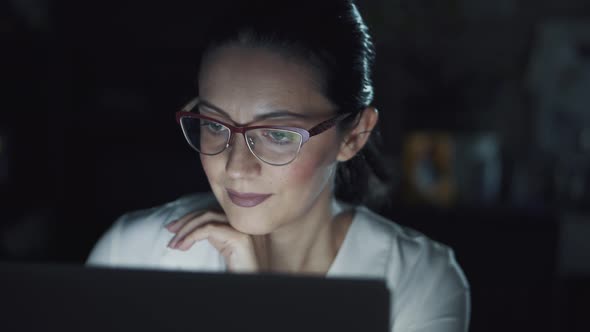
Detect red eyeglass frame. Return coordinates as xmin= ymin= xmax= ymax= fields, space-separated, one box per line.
xmin=175 ymin=98 xmax=353 ymax=148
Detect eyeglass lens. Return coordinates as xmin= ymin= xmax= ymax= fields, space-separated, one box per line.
xmin=180 ymin=117 xmax=303 ymax=165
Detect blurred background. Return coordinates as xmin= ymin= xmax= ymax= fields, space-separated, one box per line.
xmin=1 ymin=0 xmax=589 ymax=331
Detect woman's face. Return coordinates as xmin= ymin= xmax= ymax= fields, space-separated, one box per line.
xmin=197 ymin=45 xmax=344 ymax=235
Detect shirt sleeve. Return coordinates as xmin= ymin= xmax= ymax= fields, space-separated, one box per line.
xmin=391 ymin=243 xmax=471 ymax=332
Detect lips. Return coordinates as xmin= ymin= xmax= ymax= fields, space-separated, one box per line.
xmin=226 ymin=188 xmax=272 ymax=208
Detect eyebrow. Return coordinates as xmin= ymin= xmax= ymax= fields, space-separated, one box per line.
xmin=198 ymin=99 xmax=310 ymax=122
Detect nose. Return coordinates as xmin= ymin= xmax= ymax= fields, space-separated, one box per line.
xmin=224 ymin=133 xmax=262 ymax=179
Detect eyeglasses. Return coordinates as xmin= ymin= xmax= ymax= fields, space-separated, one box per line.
xmin=175 ymin=98 xmax=352 ymax=166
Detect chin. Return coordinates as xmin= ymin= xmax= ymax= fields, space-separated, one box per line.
xmin=210 ymin=189 xmax=273 ymax=234
xmin=226 ymin=212 xmax=275 ymax=235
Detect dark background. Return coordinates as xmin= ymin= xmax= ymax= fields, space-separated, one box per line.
xmin=1 ymin=0 xmax=589 ymax=331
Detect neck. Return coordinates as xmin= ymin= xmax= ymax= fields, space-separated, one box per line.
xmin=252 ymin=187 xmax=352 ymax=275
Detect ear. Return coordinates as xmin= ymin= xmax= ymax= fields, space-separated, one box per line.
xmin=337 ymin=106 xmax=379 ymax=162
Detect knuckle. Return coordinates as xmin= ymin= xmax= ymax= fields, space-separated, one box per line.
xmin=184 ymin=211 xmax=209 ymax=226
xmin=202 ymin=223 xmax=216 ymax=232
xmin=201 ymin=211 xmax=215 ymax=219
xmin=203 ymin=210 xmax=226 ymax=219
xmin=174 ymin=213 xmax=197 ymax=228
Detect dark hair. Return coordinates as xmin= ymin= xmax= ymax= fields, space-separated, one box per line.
xmin=197 ymin=0 xmax=392 ymax=209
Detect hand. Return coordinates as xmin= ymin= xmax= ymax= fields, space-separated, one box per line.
xmin=165 ymin=210 xmax=260 ymax=273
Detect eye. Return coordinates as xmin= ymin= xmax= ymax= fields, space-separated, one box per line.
xmin=263 ymin=130 xmax=299 ymax=145
xmin=202 ymin=120 xmax=225 ymax=134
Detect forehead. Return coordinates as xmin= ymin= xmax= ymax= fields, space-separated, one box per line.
xmin=197 ymin=45 xmax=334 ymax=121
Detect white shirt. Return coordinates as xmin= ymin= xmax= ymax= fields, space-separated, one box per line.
xmin=87 ymin=193 xmax=470 ymax=332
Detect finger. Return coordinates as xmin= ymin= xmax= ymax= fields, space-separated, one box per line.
xmin=177 ymin=222 xmax=240 ymax=252
xmin=172 ymin=211 xmax=228 ymax=244
xmin=168 ymin=212 xmax=228 ymax=248
xmin=165 ymin=210 xmax=203 ymax=233
xmin=177 ymin=224 xmax=258 ymax=272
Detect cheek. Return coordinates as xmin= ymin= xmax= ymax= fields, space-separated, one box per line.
xmin=200 ymin=155 xmax=221 ymax=184
xmin=283 ymin=139 xmax=339 ymax=186
xmin=200 ymin=155 xmax=210 ymax=176
xmin=199 ymin=135 xmax=339 ymax=191
xmin=290 ymin=157 xmax=322 ymax=182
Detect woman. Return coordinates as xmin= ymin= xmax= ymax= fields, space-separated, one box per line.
xmin=87 ymin=1 xmax=470 ymax=331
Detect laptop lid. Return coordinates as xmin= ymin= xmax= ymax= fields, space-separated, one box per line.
xmin=0 ymin=262 xmax=390 ymax=332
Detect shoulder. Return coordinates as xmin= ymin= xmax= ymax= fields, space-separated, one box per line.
xmin=118 ymin=192 xmax=217 ymax=238
xmin=356 ymin=206 xmax=467 ymax=287
xmin=353 ymin=206 xmax=451 ymax=269
xmin=86 ymin=192 xmax=217 ymax=266
xmin=355 ymin=207 xmax=470 ymax=331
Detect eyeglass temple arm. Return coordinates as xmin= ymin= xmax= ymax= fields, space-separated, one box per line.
xmin=308 ymin=112 xmax=354 ymax=136
xmin=176 ymin=98 xmax=201 ymax=124
xmin=182 ymin=97 xmax=200 ymax=112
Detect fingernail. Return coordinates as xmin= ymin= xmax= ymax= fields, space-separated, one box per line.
xmin=179 ymin=239 xmax=195 ymax=251
xmin=175 ymin=239 xmax=184 ymax=249
xmin=168 ymin=237 xmax=177 ymax=248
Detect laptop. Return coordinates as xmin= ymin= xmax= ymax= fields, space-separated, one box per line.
xmin=0 ymin=262 xmax=390 ymax=332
